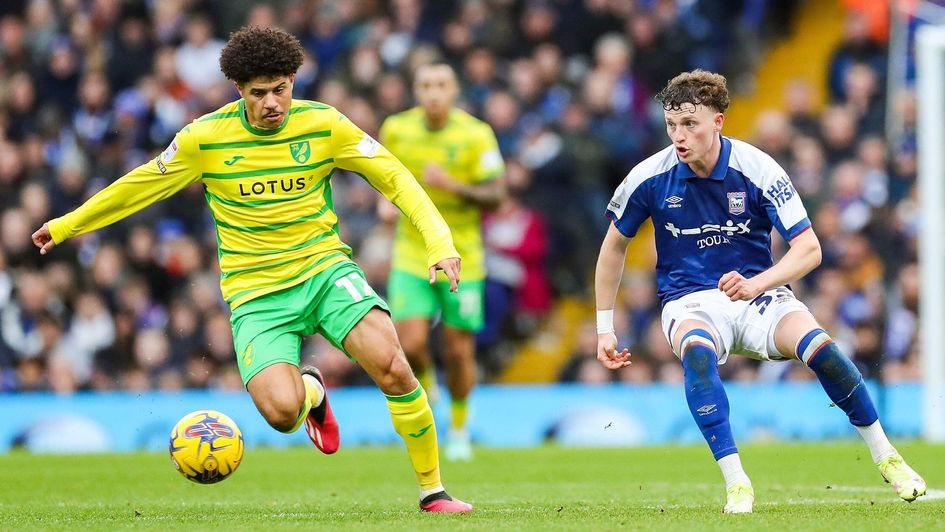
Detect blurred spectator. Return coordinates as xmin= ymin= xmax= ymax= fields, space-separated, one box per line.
xmin=820 ymin=105 xmax=858 ymax=165
xmin=62 ymin=291 xmax=114 ymax=385
xmin=106 ymin=11 xmax=155 ymax=93
xmin=828 ymin=11 xmax=886 ymax=103
xmin=559 ymin=320 xmax=609 ymax=384
xmin=783 ymin=78 xmax=820 ymax=138
xmin=789 ymin=135 xmax=829 ymax=211
xmin=479 ymin=189 xmax=552 ymax=356
xmin=628 ymin=11 xmax=689 ymax=95
xmin=751 ymin=110 xmax=793 ymax=168
xmin=174 ymin=15 xmax=226 ymax=93
xmin=830 ymin=160 xmax=874 ymax=233
xmin=5 ymin=71 xmax=39 ymax=141
xmin=483 ymin=90 xmax=521 ymax=157
xmin=841 ymin=62 xmax=884 ymax=136
xmin=883 ymin=263 xmax=920 ymax=382
xmin=73 ymin=71 xmax=113 ymax=150
xmin=1 ymin=270 xmax=60 ymax=361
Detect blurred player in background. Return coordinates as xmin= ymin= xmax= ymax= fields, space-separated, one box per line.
xmin=594 ymin=70 xmax=926 ymax=513
xmin=379 ymin=62 xmax=505 ymax=461
xmin=31 ymin=26 xmax=472 ymax=513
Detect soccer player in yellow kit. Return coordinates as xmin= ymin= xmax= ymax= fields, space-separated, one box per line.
xmin=31 ymin=26 xmax=472 ymax=513
xmin=379 ymin=63 xmax=505 ymax=461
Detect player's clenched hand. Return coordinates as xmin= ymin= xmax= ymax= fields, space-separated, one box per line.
xmin=31 ymin=222 xmax=56 ymax=255
xmin=597 ymin=332 xmax=632 ymax=370
xmin=431 ymin=257 xmax=461 ymax=292
xmin=718 ymin=270 xmax=762 ymax=301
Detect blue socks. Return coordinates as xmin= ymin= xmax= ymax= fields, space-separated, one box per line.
xmin=681 ymin=329 xmax=737 ymax=460
xmin=680 ymin=326 xmax=878 ymax=463
xmin=797 ymin=328 xmax=878 ymax=426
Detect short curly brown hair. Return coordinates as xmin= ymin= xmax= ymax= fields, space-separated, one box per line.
xmin=219 ymin=26 xmax=304 ymax=85
xmin=655 ymin=70 xmax=731 ymax=114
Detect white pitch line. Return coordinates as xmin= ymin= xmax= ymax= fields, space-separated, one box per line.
xmin=914 ymin=488 xmax=944 ymax=502
xmin=619 ymin=483 xmax=945 ymax=508
xmin=768 ymin=485 xmax=945 ymax=503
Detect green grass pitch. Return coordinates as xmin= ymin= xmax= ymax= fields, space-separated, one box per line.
xmin=1 ymin=442 xmax=941 ymax=530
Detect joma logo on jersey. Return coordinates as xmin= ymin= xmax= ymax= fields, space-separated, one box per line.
xmin=290 ymin=141 xmax=311 ymax=163
xmin=727 ymin=191 xmax=746 ymax=215
xmin=239 ymin=177 xmax=307 ymax=196
xmin=766 ymin=176 xmax=796 ymax=208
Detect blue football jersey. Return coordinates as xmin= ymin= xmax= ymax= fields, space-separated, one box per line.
xmin=606 ymin=136 xmax=811 ymax=304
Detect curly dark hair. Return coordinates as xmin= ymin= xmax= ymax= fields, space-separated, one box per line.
xmin=655 ymin=70 xmax=731 ymax=114
xmin=219 ymin=26 xmax=304 ymax=85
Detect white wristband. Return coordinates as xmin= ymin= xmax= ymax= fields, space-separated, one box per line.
xmin=596 ymin=309 xmax=615 ymax=334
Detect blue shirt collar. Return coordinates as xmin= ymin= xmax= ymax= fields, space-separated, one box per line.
xmin=675 ymin=135 xmax=732 ymax=181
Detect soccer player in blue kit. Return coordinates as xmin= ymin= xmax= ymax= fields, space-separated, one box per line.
xmin=594 ymin=70 xmax=926 ymax=513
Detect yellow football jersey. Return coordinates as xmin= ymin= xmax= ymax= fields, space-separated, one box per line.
xmin=380 ymin=107 xmax=503 ymax=281
xmin=49 ymin=99 xmax=458 ymax=308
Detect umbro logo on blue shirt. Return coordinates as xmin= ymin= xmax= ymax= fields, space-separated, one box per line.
xmin=665 ymin=196 xmax=683 ymax=208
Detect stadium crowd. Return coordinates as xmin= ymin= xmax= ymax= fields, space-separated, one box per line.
xmin=0 ymin=0 xmax=921 ymax=393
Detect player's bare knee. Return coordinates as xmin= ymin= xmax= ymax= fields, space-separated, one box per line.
xmin=442 ymin=343 xmax=473 ymax=365
xmin=375 ymin=350 xmax=416 ymax=394
xmin=443 ymin=329 xmax=474 ymax=360
xmin=258 ymin=394 xmax=302 ymax=432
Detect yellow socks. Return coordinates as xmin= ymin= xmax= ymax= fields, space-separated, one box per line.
xmin=386 ymin=385 xmax=441 ymax=490
xmin=450 ymin=398 xmax=468 ymax=431
xmin=417 ymin=368 xmax=439 ymax=405
xmin=286 ymin=374 xmax=323 ymax=433
xmin=417 ymin=369 xmax=434 ymax=393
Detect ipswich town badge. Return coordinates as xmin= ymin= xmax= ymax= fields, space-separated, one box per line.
xmin=727 ymin=191 xmax=746 ymax=215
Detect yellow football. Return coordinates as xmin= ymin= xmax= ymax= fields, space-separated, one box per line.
xmin=169 ymin=410 xmax=244 ymax=484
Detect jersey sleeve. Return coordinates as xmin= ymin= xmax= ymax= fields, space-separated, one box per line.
xmin=48 ymin=125 xmax=203 ymax=244
xmin=757 ymin=159 xmax=810 ymax=240
xmin=331 ymin=112 xmax=458 ymax=268
xmin=471 ymin=124 xmax=504 ymax=183
xmin=605 ymin=169 xmax=651 ymax=238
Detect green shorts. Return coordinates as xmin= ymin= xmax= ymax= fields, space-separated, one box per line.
xmin=387 ymin=269 xmax=484 ymax=332
xmin=230 ymin=261 xmax=389 ymax=385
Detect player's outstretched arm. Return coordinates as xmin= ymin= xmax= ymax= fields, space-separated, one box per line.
xmin=335 ymin=113 xmax=460 ymax=279
xmin=719 ymin=227 xmax=822 ymax=301
xmin=32 ymin=131 xmax=201 ymax=253
xmin=595 ymin=224 xmax=632 ymax=370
